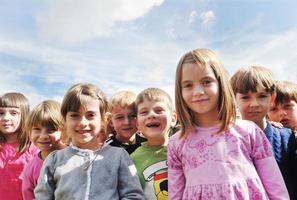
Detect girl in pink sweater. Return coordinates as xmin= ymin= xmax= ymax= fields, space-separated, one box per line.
xmin=168 ymin=48 xmax=289 ymax=199
xmin=0 ymin=92 xmax=38 ymax=200
xmin=22 ymin=100 xmax=67 ymax=200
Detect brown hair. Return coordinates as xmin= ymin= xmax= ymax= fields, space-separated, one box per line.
xmin=175 ymin=48 xmax=236 ymax=138
xmin=274 ymin=80 xmax=297 ymax=105
xmin=61 ymin=83 xmax=108 ymax=138
xmin=0 ymin=92 xmax=30 ymax=153
xmin=231 ymin=65 xmax=275 ymax=95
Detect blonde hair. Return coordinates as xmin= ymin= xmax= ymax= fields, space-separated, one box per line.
xmin=0 ymin=92 xmax=30 ymax=153
xmin=175 ymin=48 xmax=236 ymax=138
xmin=135 ymin=88 xmax=174 ymax=114
xmin=231 ymin=65 xmax=275 ymax=94
xmin=274 ymin=80 xmax=297 ymax=105
xmin=26 ymin=100 xmax=68 ymax=142
xmin=109 ymin=91 xmax=136 ymax=112
xmin=61 ymin=83 xmax=108 ymax=137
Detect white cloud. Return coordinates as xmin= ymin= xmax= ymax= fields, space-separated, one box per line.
xmin=222 ymin=28 xmax=297 ymax=81
xmin=37 ymin=0 xmax=164 ymax=43
xmin=188 ymin=10 xmax=198 ymax=24
xmin=199 ymin=10 xmax=215 ymax=25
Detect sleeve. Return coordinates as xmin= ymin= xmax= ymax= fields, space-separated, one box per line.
xmin=251 ymin=125 xmax=290 ymax=200
xmin=118 ymin=149 xmax=145 ymax=200
xmin=168 ymin=136 xmax=186 ymax=200
xmin=22 ymin=162 xmax=35 ymax=200
xmin=34 ymin=153 xmax=56 ymax=200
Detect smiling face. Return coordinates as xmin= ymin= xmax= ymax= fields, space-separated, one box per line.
xmin=110 ymin=105 xmax=137 ymax=143
xmin=235 ymin=86 xmax=274 ymax=128
xmin=181 ymin=63 xmax=219 ymax=127
xmin=65 ymin=95 xmax=102 ymax=150
xmin=30 ymin=125 xmax=62 ymax=156
xmin=0 ymin=107 xmax=21 ymax=142
xmin=137 ymin=99 xmax=175 ymax=146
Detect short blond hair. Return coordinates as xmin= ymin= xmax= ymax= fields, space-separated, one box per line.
xmin=231 ymin=65 xmax=275 ymax=94
xmin=109 ymin=91 xmax=136 ymax=112
xmin=135 ymin=88 xmax=174 ymax=114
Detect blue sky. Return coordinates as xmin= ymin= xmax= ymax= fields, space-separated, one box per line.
xmin=1 ymin=0 xmax=297 ymax=106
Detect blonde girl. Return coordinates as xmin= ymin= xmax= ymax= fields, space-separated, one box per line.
xmin=0 ymin=92 xmax=38 ymax=200
xmin=22 ymin=100 xmax=67 ymax=200
xmin=35 ymin=83 xmax=144 ymax=200
xmin=168 ymin=49 xmax=289 ymax=199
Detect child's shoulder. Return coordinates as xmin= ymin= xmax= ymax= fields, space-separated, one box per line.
xmin=231 ymin=119 xmax=260 ymax=132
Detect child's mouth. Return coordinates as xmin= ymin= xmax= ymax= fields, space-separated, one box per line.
xmin=146 ymin=122 xmax=160 ymax=128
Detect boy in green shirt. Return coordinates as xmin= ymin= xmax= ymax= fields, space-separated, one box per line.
xmin=131 ymin=88 xmax=176 ymax=200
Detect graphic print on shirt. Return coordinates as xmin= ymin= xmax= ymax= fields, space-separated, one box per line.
xmin=142 ymin=160 xmax=168 ymax=200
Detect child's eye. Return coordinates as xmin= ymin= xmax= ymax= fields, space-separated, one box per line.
xmin=182 ymin=83 xmax=192 ymax=89
xmin=115 ymin=116 xmax=124 ymax=120
xmin=155 ymin=108 xmax=164 ymax=114
xmin=139 ymin=111 xmax=148 ymax=115
xmin=69 ymin=113 xmax=79 ymax=118
xmin=284 ymin=104 xmax=293 ymax=110
xmin=32 ymin=127 xmax=41 ymax=131
xmin=11 ymin=111 xmax=18 ymax=115
xmin=259 ymin=94 xmax=268 ymax=98
xmin=240 ymin=96 xmax=250 ymax=100
xmin=87 ymin=113 xmax=96 ymax=119
xmin=202 ymin=80 xmax=212 ymax=86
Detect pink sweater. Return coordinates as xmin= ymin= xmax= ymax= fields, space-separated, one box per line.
xmin=22 ymin=154 xmax=43 ymax=200
xmin=168 ymin=120 xmax=289 ymax=200
xmin=0 ymin=142 xmax=38 ymax=200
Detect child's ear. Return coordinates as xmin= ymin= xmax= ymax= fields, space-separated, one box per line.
xmin=270 ymin=92 xmax=276 ymax=103
xmin=170 ymin=112 xmax=178 ymax=127
xmin=105 ymin=112 xmax=114 ymax=127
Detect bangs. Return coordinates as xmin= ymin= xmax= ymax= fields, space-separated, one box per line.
xmin=232 ymin=68 xmax=275 ymax=94
xmin=0 ymin=95 xmax=22 ymax=108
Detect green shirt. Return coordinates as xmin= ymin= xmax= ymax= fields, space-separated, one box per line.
xmin=131 ymin=143 xmax=168 ymax=200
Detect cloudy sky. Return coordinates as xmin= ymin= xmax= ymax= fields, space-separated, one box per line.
xmin=1 ymin=0 xmax=297 ymax=106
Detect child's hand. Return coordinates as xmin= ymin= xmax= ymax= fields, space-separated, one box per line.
xmin=270 ymin=121 xmax=284 ymax=128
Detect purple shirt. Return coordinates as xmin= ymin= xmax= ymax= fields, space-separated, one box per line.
xmin=168 ymin=120 xmax=289 ymax=200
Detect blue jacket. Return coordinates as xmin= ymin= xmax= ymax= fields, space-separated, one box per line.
xmin=264 ymin=121 xmax=295 ymax=199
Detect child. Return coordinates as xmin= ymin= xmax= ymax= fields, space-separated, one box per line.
xmin=0 ymin=92 xmax=38 ymax=199
xmin=106 ymin=90 xmax=146 ymax=154
xmin=231 ymin=65 xmax=294 ymax=198
xmin=35 ymin=83 xmax=144 ymax=200
xmin=168 ymin=49 xmax=289 ymax=199
xmin=268 ymin=80 xmax=297 ymax=130
xmin=131 ymin=88 xmax=177 ymax=200
xmin=268 ymin=80 xmax=297 ymax=199
xmin=22 ymin=100 xmax=67 ymax=200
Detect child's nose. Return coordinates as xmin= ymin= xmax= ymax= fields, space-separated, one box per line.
xmin=250 ymin=98 xmax=259 ymax=107
xmin=147 ymin=111 xmax=156 ymax=118
xmin=79 ymin=116 xmax=88 ymax=126
xmin=193 ymin=85 xmax=204 ymax=95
